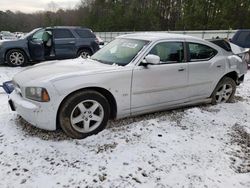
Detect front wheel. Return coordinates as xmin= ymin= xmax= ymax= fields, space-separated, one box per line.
xmin=6 ymin=49 xmax=27 ymax=66
xmin=211 ymin=77 xmax=236 ymax=104
xmin=58 ymin=91 xmax=110 ymax=139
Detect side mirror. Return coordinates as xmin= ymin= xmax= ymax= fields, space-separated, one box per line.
xmin=141 ymin=54 xmax=160 ymax=66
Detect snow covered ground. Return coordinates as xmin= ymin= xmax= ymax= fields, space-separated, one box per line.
xmin=0 ymin=65 xmax=249 ymax=188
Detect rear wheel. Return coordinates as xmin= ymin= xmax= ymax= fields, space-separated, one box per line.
xmin=77 ymin=49 xmax=92 ymax=59
xmin=58 ymin=90 xmax=110 ymax=139
xmin=211 ymin=77 xmax=236 ymax=104
xmin=6 ymin=49 xmax=27 ymax=66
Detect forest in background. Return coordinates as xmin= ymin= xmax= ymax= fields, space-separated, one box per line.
xmin=0 ymin=0 xmax=250 ymax=32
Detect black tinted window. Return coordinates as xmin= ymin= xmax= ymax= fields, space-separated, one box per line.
xmin=75 ymin=29 xmax=95 ymax=38
xmin=188 ymin=43 xmax=217 ymax=61
xmin=237 ymin=32 xmax=250 ymax=47
xmin=54 ymin=29 xmax=74 ymax=39
xmin=149 ymin=42 xmax=184 ymax=63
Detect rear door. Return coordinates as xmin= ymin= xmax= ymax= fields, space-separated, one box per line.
xmin=187 ymin=42 xmax=225 ymax=100
xmin=53 ymin=29 xmax=76 ymax=58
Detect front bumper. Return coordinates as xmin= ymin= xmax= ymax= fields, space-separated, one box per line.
xmin=9 ymin=91 xmax=57 ymax=131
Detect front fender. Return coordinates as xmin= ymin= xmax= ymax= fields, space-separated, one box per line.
xmin=51 ymin=71 xmax=133 ymax=119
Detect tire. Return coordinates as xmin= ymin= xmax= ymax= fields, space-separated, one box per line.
xmin=211 ymin=77 xmax=236 ymax=105
xmin=58 ymin=90 xmax=110 ymax=139
xmin=6 ymin=49 xmax=27 ymax=67
xmin=77 ymin=49 xmax=92 ymax=59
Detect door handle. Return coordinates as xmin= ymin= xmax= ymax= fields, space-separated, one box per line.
xmin=178 ymin=68 xmax=185 ymax=72
xmin=217 ymin=65 xmax=222 ymax=68
xmin=68 ymin=41 xmax=75 ymax=44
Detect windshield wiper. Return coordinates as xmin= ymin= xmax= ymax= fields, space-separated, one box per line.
xmin=90 ymin=58 xmax=104 ymax=64
xmin=91 ymin=58 xmax=114 ymax=65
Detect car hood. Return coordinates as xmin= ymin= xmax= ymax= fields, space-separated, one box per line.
xmin=13 ymin=58 xmax=124 ymax=86
xmin=0 ymin=38 xmax=26 ymax=46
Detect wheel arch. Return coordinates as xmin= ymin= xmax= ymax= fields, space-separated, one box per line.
xmin=210 ymin=71 xmax=238 ymax=99
xmin=77 ymin=46 xmax=94 ymax=55
xmin=5 ymin=48 xmax=30 ymax=62
xmin=220 ymin=71 xmax=238 ymax=83
xmin=56 ymin=87 xmax=117 ymax=129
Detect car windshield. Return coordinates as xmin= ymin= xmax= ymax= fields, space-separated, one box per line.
xmin=22 ymin=28 xmax=42 ymax=39
xmin=91 ymin=38 xmax=149 ymax=66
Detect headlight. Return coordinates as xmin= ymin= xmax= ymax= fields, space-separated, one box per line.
xmin=25 ymin=87 xmax=50 ymax=102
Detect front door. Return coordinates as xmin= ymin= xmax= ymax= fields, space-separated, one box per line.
xmin=28 ymin=29 xmax=45 ymax=61
xmin=131 ymin=41 xmax=189 ymax=115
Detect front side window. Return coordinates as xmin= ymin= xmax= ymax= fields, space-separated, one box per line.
xmin=188 ymin=43 xmax=217 ymax=62
xmin=91 ymin=38 xmax=149 ymax=66
xmin=32 ymin=29 xmax=45 ymax=41
xmin=54 ymin=29 xmax=74 ymax=39
xmin=149 ymin=42 xmax=184 ymax=63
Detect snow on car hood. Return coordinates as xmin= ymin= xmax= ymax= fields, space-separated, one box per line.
xmin=13 ymin=58 xmax=121 ymax=86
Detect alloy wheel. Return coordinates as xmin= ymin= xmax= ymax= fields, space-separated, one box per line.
xmin=80 ymin=51 xmax=89 ymax=59
xmin=215 ymin=84 xmax=233 ymax=103
xmin=9 ymin=51 xmax=25 ymax=66
xmin=70 ymin=100 xmax=104 ymax=133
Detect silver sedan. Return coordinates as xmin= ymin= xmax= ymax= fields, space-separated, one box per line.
xmin=9 ymin=33 xmax=248 ymax=139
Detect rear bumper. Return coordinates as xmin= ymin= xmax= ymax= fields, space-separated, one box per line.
xmin=9 ymin=91 xmax=57 ymax=131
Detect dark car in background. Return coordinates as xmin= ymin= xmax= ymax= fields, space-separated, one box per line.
xmin=231 ymin=29 xmax=250 ymax=48
xmin=0 ymin=26 xmax=101 ymax=66
xmin=231 ymin=29 xmax=250 ymax=67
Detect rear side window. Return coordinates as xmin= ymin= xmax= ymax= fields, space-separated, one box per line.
xmin=188 ymin=43 xmax=217 ymax=62
xmin=54 ymin=29 xmax=74 ymax=39
xmin=149 ymin=42 xmax=184 ymax=64
xmin=75 ymin=29 xmax=95 ymax=38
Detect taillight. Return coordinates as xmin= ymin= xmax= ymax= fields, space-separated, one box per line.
xmin=95 ymin=38 xmax=100 ymax=44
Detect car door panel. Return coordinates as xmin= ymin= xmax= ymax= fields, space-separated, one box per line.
xmin=53 ymin=29 xmax=77 ymax=58
xmin=54 ymin=38 xmax=76 ymax=58
xmin=28 ymin=40 xmax=44 ymax=60
xmin=187 ymin=57 xmax=226 ymax=100
xmin=131 ymin=63 xmax=188 ymax=114
xmin=186 ymin=42 xmax=226 ymax=100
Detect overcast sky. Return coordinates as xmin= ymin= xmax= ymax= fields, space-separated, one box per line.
xmin=0 ymin=0 xmax=80 ymax=13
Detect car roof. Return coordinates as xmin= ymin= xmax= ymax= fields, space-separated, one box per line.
xmin=236 ymin=29 xmax=250 ymax=32
xmin=117 ymin=32 xmax=202 ymax=42
xmin=117 ymin=32 xmax=227 ymax=53
xmin=45 ymin=26 xmax=90 ymax=30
